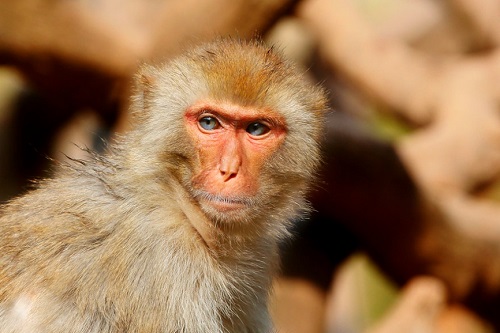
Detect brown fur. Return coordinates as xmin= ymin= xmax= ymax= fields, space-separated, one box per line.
xmin=0 ymin=39 xmax=327 ymax=333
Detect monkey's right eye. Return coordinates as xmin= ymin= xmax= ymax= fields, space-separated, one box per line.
xmin=198 ymin=116 xmax=220 ymax=131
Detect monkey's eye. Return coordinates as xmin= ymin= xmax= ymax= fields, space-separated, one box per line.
xmin=198 ymin=116 xmax=220 ymax=131
xmin=246 ymin=122 xmax=270 ymax=136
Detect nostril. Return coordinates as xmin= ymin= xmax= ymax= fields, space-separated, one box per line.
xmin=220 ymin=169 xmax=237 ymax=181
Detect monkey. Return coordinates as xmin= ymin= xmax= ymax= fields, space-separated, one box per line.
xmin=0 ymin=39 xmax=327 ymax=333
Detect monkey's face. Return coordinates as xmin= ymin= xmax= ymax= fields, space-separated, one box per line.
xmin=129 ymin=39 xmax=327 ymax=232
xmin=183 ymin=99 xmax=286 ymax=221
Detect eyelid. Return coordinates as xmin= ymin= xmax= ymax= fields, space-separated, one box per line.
xmin=260 ymin=117 xmax=284 ymax=129
xmin=248 ymin=118 xmax=272 ymax=128
xmin=198 ymin=110 xmax=227 ymax=125
xmin=197 ymin=109 xmax=217 ymax=119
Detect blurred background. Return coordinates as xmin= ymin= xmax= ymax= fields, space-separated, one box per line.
xmin=1 ymin=0 xmax=500 ymax=332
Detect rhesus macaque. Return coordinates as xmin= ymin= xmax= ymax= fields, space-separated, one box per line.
xmin=0 ymin=39 xmax=327 ymax=333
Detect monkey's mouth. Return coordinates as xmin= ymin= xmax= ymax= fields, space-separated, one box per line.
xmin=194 ymin=191 xmax=253 ymax=212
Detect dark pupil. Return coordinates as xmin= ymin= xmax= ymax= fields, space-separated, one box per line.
xmin=247 ymin=123 xmax=268 ymax=136
xmin=199 ymin=117 xmax=217 ymax=130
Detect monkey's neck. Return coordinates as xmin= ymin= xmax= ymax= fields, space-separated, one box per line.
xmin=182 ymin=199 xmax=216 ymax=250
xmin=170 ymin=181 xmax=219 ymax=250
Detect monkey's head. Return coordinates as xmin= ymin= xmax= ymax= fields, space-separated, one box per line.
xmin=127 ymin=39 xmax=327 ymax=236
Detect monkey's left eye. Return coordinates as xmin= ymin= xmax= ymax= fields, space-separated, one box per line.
xmin=199 ymin=116 xmax=220 ymax=131
xmin=246 ymin=122 xmax=270 ymax=136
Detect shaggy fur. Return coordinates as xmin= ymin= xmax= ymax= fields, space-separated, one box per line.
xmin=0 ymin=39 xmax=327 ymax=333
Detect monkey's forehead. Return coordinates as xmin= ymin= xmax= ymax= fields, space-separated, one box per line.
xmin=143 ymin=39 xmax=327 ymax=123
xmin=192 ymin=43 xmax=292 ymax=104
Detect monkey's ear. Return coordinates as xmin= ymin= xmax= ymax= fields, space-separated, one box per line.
xmin=133 ymin=64 xmax=158 ymax=114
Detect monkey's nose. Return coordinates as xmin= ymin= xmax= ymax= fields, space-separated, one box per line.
xmin=219 ymin=149 xmax=241 ymax=181
xmin=219 ymin=157 xmax=240 ymax=181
